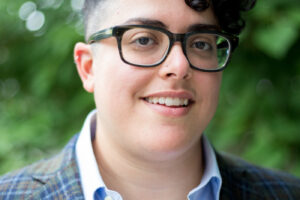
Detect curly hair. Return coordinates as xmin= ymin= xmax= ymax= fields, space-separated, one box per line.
xmin=185 ymin=0 xmax=256 ymax=35
xmin=83 ymin=0 xmax=256 ymax=37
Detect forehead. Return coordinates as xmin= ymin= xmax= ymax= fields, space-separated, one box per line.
xmin=92 ymin=0 xmax=217 ymax=32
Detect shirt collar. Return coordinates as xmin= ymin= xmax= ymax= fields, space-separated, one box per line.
xmin=76 ymin=110 xmax=222 ymax=200
xmin=187 ymin=135 xmax=222 ymax=200
xmin=76 ymin=110 xmax=105 ymax=200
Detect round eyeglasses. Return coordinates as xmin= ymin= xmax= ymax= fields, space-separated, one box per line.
xmin=88 ymin=25 xmax=239 ymax=72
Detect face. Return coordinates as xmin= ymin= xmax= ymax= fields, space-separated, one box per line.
xmin=75 ymin=0 xmax=222 ymax=161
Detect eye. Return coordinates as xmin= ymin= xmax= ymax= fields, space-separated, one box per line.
xmin=192 ymin=41 xmax=212 ymax=51
xmin=128 ymin=30 xmax=161 ymax=48
xmin=134 ymin=37 xmax=154 ymax=46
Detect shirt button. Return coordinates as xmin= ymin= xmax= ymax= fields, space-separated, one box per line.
xmin=104 ymin=196 xmax=113 ymax=200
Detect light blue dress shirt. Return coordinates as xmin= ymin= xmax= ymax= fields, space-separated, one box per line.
xmin=76 ymin=110 xmax=222 ymax=200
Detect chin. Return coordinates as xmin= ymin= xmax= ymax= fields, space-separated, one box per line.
xmin=135 ymin=130 xmax=201 ymax=161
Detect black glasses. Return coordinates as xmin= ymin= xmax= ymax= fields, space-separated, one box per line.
xmin=88 ymin=25 xmax=238 ymax=72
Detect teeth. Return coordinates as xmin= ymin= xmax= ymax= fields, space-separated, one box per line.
xmin=145 ymin=97 xmax=190 ymax=106
xmin=159 ymin=97 xmax=164 ymax=104
xmin=153 ymin=98 xmax=159 ymax=104
xmin=165 ymin=97 xmax=172 ymax=106
xmin=184 ymin=99 xmax=188 ymax=105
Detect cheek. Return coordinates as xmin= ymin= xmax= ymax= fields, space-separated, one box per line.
xmin=195 ymin=72 xmax=222 ymax=102
xmin=187 ymin=72 xmax=222 ymax=135
xmin=92 ymin=49 xmax=155 ymax=111
xmin=192 ymin=72 xmax=222 ymax=125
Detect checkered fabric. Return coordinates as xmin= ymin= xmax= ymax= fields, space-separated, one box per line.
xmin=0 ymin=135 xmax=300 ymax=200
xmin=0 ymin=135 xmax=84 ymax=199
xmin=217 ymin=152 xmax=300 ymax=200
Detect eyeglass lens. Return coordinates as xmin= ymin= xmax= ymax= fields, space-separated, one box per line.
xmin=120 ymin=27 xmax=230 ymax=70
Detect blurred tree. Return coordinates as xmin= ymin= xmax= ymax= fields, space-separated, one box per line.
xmin=0 ymin=0 xmax=94 ymax=173
xmin=0 ymin=0 xmax=299 ymax=176
xmin=208 ymin=0 xmax=300 ymax=175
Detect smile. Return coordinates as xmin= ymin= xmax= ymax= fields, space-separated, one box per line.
xmin=144 ymin=97 xmax=190 ymax=107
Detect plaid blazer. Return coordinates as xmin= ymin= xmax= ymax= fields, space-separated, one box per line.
xmin=0 ymin=135 xmax=300 ymax=200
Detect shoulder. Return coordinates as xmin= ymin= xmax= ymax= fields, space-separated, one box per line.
xmin=0 ymin=158 xmax=55 ymax=198
xmin=0 ymin=135 xmax=83 ymax=199
xmin=217 ymin=151 xmax=300 ymax=200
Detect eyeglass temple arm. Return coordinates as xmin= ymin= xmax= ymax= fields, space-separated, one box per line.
xmin=88 ymin=28 xmax=114 ymax=44
xmin=231 ymin=37 xmax=239 ymax=51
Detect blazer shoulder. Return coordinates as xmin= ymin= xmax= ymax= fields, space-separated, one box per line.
xmin=0 ymin=160 xmax=48 ymax=198
xmin=0 ymin=134 xmax=83 ymax=199
xmin=217 ymin=152 xmax=300 ymax=200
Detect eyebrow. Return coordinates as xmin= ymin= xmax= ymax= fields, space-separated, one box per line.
xmin=188 ymin=24 xmax=220 ymax=32
xmin=122 ymin=18 xmax=220 ymax=32
xmin=123 ymin=18 xmax=167 ymax=28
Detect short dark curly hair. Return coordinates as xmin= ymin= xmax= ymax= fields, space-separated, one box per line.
xmin=83 ymin=0 xmax=256 ymax=39
xmin=185 ymin=0 xmax=256 ymax=35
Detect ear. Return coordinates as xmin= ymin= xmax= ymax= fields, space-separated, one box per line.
xmin=74 ymin=42 xmax=94 ymax=93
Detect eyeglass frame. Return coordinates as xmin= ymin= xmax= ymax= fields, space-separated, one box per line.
xmin=87 ymin=24 xmax=239 ymax=72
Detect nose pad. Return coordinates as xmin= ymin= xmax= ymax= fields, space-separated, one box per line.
xmin=158 ymin=43 xmax=192 ymax=80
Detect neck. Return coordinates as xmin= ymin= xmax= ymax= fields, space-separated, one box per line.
xmin=93 ymin=131 xmax=204 ymax=200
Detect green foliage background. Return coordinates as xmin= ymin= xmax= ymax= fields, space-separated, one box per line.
xmin=0 ymin=0 xmax=300 ymax=176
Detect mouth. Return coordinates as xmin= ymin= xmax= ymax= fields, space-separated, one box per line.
xmin=143 ymin=97 xmax=193 ymax=107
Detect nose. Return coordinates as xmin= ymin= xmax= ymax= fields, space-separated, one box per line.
xmin=158 ymin=43 xmax=192 ymax=80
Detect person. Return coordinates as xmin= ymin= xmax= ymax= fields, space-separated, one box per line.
xmin=0 ymin=0 xmax=300 ymax=199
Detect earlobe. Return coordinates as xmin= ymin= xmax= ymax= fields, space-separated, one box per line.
xmin=74 ymin=42 xmax=94 ymax=93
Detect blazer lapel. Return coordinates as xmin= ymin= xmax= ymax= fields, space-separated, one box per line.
xmin=216 ymin=151 xmax=266 ymax=200
xmin=26 ymin=135 xmax=84 ymax=199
